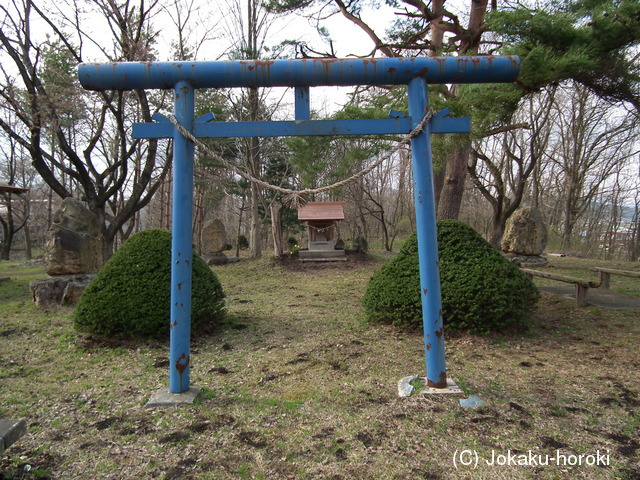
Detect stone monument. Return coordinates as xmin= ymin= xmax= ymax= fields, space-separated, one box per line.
xmin=30 ymin=198 xmax=103 ymax=306
xmin=201 ymin=219 xmax=233 ymax=265
xmin=501 ymin=206 xmax=548 ymax=267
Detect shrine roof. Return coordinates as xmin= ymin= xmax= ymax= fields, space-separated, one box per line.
xmin=297 ymin=202 xmax=345 ymax=221
xmin=0 ymin=184 xmax=29 ymax=194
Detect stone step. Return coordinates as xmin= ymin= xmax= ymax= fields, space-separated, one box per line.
xmin=0 ymin=419 xmax=27 ymax=456
xmin=299 ymin=250 xmax=345 ymax=259
xmin=308 ymin=242 xmax=335 ymax=251
xmin=300 ymin=257 xmax=348 ymax=263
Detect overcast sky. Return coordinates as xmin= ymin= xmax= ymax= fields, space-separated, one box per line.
xmin=72 ymin=0 xmax=398 ymax=113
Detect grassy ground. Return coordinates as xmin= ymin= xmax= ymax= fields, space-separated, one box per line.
xmin=0 ymin=254 xmax=639 ymax=479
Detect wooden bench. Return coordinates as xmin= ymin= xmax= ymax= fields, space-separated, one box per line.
xmin=591 ymin=267 xmax=640 ymax=289
xmin=521 ymin=268 xmax=600 ymax=307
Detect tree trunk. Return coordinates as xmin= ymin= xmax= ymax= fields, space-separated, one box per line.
xmin=270 ymin=202 xmax=283 ymax=257
xmin=531 ymin=160 xmax=541 ymax=208
xmin=1 ymin=197 xmax=14 ymax=260
xmin=562 ymin=198 xmax=574 ymax=251
xmin=489 ymin=205 xmax=504 ymax=249
xmin=47 ymin=187 xmax=53 ymax=230
xmin=24 ymin=224 xmax=32 ymax=260
xmin=630 ymin=202 xmax=640 ymax=261
xmin=166 ymin=167 xmax=172 ymax=230
xmin=381 ymin=214 xmax=391 ymax=252
xmin=102 ymin=233 xmax=114 ymax=263
xmin=249 ymin=182 xmax=262 ymax=258
xmin=0 ymin=240 xmax=11 ymax=261
xmin=0 ymin=224 xmax=11 ymax=261
xmin=437 ymin=145 xmax=471 ymax=220
xmin=236 ymin=197 xmax=245 ymax=258
xmin=247 ymin=85 xmax=262 ymax=259
xmin=430 ymin=0 xmax=445 ymax=55
xmin=159 ymin=179 xmax=165 ymax=230
xmin=433 ymin=167 xmax=445 ymax=212
xmin=91 ymin=205 xmax=111 ymax=263
xmin=193 ymin=183 xmax=205 ymax=255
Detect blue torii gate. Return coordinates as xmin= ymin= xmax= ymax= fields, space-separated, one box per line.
xmin=78 ymin=56 xmax=519 ymax=396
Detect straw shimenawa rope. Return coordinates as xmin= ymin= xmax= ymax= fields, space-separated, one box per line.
xmin=168 ymin=110 xmax=434 ymax=208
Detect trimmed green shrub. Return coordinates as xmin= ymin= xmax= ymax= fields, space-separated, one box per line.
xmin=237 ymin=235 xmax=249 ymax=250
xmin=363 ymin=220 xmax=539 ymax=334
xmin=351 ymin=236 xmax=369 ymax=253
xmin=74 ymin=229 xmax=225 ymax=339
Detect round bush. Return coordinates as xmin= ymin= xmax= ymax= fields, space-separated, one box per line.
xmin=74 ymin=229 xmax=226 ymax=338
xmin=237 ymin=234 xmax=249 ymax=250
xmin=351 ymin=236 xmax=369 ymax=253
xmin=363 ymin=220 xmax=539 ymax=334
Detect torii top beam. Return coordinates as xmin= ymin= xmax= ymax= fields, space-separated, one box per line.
xmin=78 ymin=56 xmax=520 ymax=91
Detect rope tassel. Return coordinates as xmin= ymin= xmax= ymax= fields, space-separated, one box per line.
xmin=282 ymin=193 xmax=308 ymax=209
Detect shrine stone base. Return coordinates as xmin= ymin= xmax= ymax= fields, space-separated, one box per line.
xmin=299 ymin=249 xmax=345 ymax=260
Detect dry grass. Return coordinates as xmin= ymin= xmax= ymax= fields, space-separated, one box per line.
xmin=0 ymin=254 xmax=638 ymax=479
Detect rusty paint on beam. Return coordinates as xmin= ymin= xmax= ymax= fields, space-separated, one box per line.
xmin=79 ymin=56 xmax=520 ymax=91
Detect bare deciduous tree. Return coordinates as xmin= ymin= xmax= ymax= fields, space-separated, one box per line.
xmin=0 ymin=136 xmax=32 ymax=260
xmin=0 ymin=0 xmax=172 ymax=261
xmin=468 ymin=85 xmax=556 ymax=247
xmin=545 ymin=83 xmax=639 ymax=250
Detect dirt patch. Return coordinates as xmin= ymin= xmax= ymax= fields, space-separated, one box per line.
xmin=0 ymin=448 xmax=55 ymax=480
xmin=0 ymin=327 xmax=27 ymax=338
xmin=238 ymin=431 xmax=267 ymax=448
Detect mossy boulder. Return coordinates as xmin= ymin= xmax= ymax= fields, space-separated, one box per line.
xmin=74 ymin=229 xmax=225 ymax=338
xmin=363 ymin=220 xmax=539 ymax=334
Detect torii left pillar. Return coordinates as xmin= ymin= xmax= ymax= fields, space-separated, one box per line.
xmin=146 ymin=81 xmax=200 ymax=405
xmin=168 ymin=82 xmax=196 ymax=395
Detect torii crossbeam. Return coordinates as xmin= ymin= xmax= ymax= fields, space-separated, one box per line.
xmin=78 ymin=56 xmax=520 ymax=400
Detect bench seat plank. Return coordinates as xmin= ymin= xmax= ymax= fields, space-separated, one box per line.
xmin=520 ymin=269 xmax=599 ymax=288
xmin=591 ymin=267 xmax=640 ymax=289
xmin=592 ymin=267 xmax=640 ymax=277
xmin=520 ymin=268 xmax=600 ymax=307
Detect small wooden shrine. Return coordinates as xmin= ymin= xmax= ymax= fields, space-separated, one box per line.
xmin=0 ymin=184 xmax=29 ymax=216
xmin=297 ymin=201 xmax=345 ymax=260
